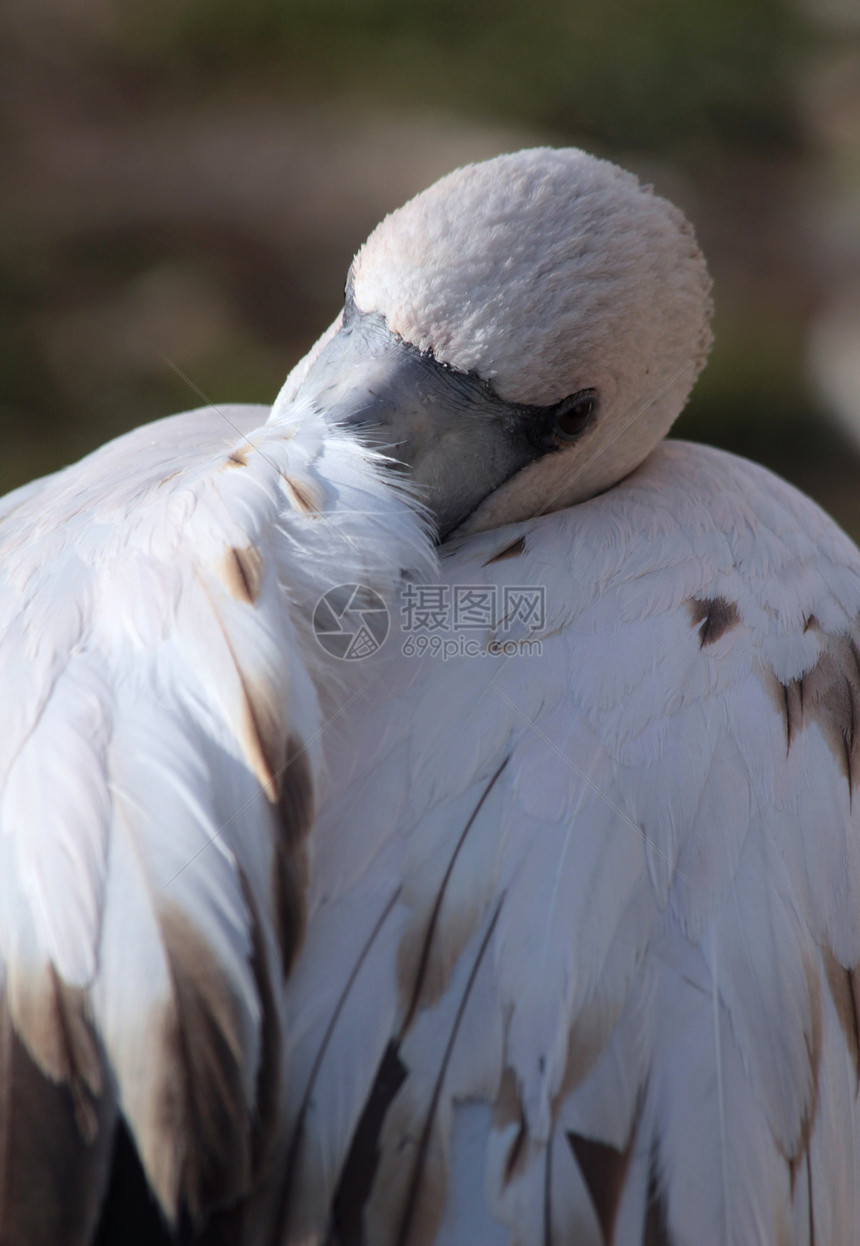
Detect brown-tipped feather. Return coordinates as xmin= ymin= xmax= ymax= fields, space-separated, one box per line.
xmin=221 ymin=547 xmax=264 ymax=605
xmin=145 ymin=905 xmax=255 ymax=1225
xmin=237 ymin=871 xmax=283 ymax=1175
xmin=567 ymin=1132 xmax=634 ymax=1246
xmin=0 ymin=998 xmax=115 ymax=1246
xmin=11 ymin=968 xmax=104 ymax=1141
xmin=283 ymin=476 xmax=322 ymax=515
xmin=271 ymin=737 xmax=315 ymax=977
xmin=236 ymin=671 xmax=285 ymax=802
xmin=822 ymin=948 xmax=860 ymax=1088
xmin=278 ymin=736 xmax=316 ymax=847
xmin=798 ymin=636 xmax=860 ymax=795
xmin=483 ymin=536 xmax=526 ymax=566
xmin=367 ymin=901 xmax=504 ymax=1246
xmin=779 ymin=678 xmax=803 ymax=754
xmin=687 ymin=597 xmax=740 ymax=648
xmin=196 ymin=572 xmax=287 ymax=800
xmin=767 ymin=630 xmax=860 ymax=799
xmin=330 ymin=1042 xmax=408 ymax=1246
xmin=642 ymin=1146 xmax=673 ymax=1246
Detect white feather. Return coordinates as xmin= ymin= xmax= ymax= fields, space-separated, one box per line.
xmin=287 ymin=440 xmax=860 ymax=1245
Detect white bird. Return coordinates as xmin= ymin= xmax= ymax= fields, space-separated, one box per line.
xmin=274 ymin=155 xmax=860 ymax=1246
xmin=0 ymin=145 xmax=857 ymax=1246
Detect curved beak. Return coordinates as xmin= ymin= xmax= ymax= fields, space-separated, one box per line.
xmin=286 ymin=307 xmax=542 ymax=538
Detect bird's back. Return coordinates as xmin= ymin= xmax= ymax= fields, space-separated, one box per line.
xmin=282 ymin=439 xmax=860 ymax=1246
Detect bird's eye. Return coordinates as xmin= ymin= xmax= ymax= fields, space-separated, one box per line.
xmin=551 ymin=389 xmax=598 ymax=441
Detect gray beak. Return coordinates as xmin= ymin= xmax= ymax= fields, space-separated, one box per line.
xmin=291 ymin=304 xmax=544 ymax=538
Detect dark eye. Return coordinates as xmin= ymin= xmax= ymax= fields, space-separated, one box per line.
xmin=551 ymin=389 xmax=598 ymax=441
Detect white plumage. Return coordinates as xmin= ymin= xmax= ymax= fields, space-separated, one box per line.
xmin=0 ymin=401 xmax=433 ymax=1243
xmin=287 ymin=441 xmax=860 ymax=1246
xmin=1 ymin=146 xmax=859 ymax=1246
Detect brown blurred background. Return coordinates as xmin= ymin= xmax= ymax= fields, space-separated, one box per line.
xmin=1 ymin=0 xmax=859 ymax=534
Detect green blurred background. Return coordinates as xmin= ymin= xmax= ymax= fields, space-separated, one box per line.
xmin=2 ymin=0 xmax=859 ymax=532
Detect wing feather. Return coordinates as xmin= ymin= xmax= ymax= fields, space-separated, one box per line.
xmin=0 ymin=400 xmax=434 ymax=1235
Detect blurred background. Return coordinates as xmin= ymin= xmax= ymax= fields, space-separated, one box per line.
xmin=1 ymin=0 xmax=859 ymax=533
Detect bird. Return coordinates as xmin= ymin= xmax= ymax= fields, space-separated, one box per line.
xmin=0 ymin=143 xmax=855 ymax=1246
xmin=274 ymin=154 xmax=860 ymax=1246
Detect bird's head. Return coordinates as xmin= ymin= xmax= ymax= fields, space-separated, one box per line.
xmin=275 ymin=147 xmax=713 ymax=538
